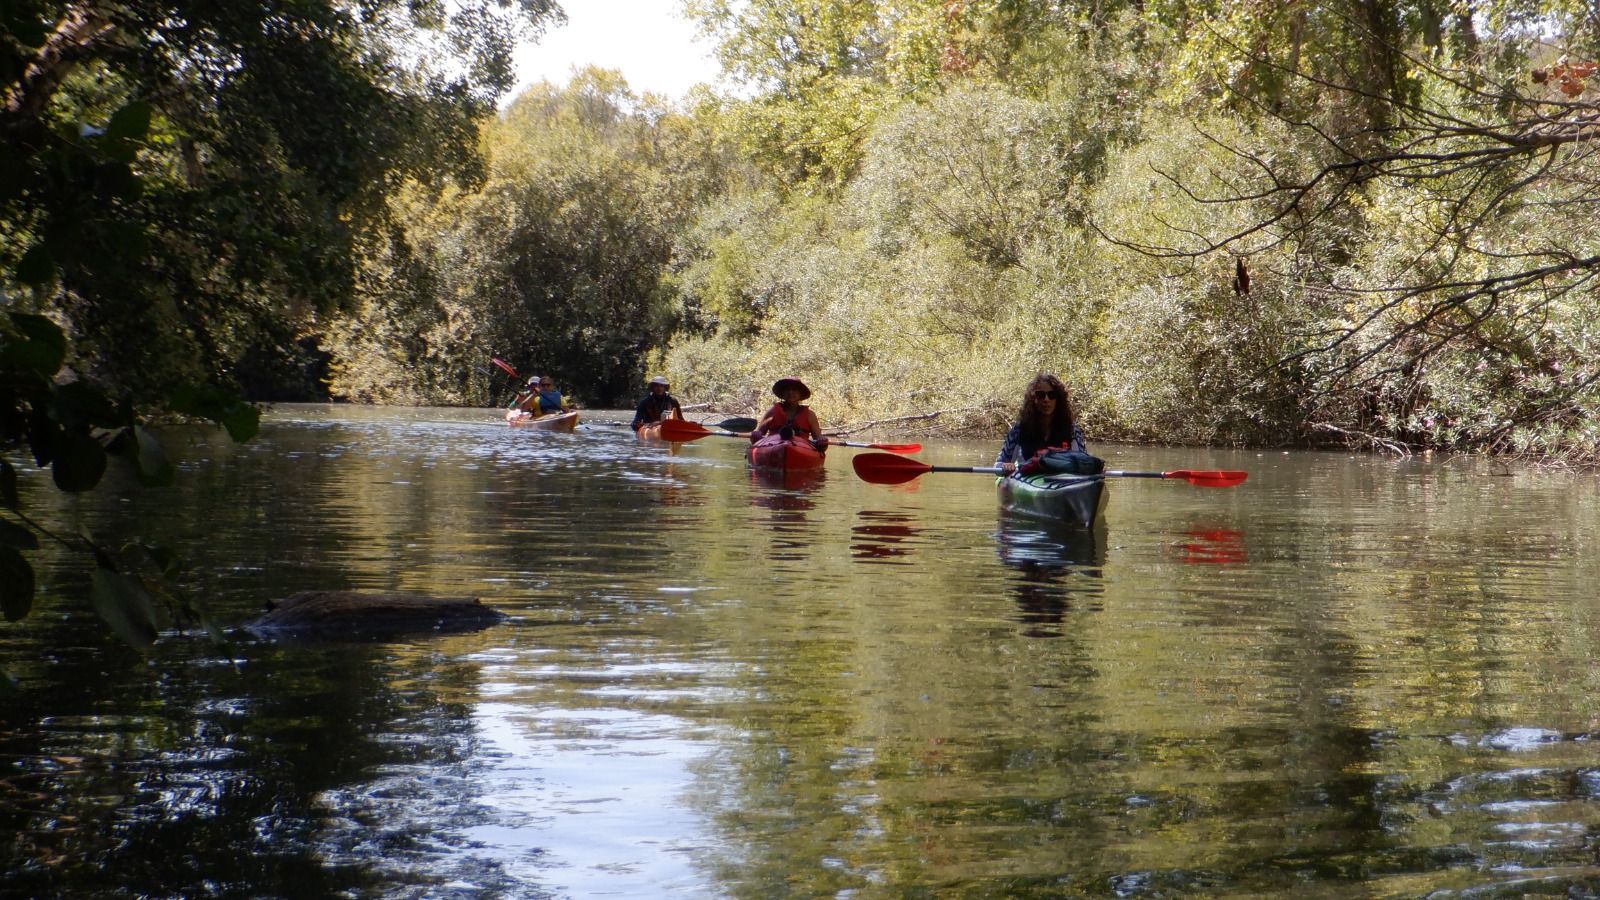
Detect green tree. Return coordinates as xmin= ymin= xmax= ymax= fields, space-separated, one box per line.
xmin=1 ymin=0 xmax=563 ymax=650
xmin=328 ymin=70 xmax=724 ymax=406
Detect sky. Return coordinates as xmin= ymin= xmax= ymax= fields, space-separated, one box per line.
xmin=510 ymin=0 xmax=724 ymax=101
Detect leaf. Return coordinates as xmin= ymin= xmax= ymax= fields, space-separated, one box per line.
xmin=2 ymin=312 xmax=67 ymax=376
xmin=104 ymin=101 xmax=153 ymax=142
xmin=14 ymin=243 xmax=56 ymax=288
xmin=131 ymin=426 xmax=175 ymax=487
xmin=90 ymin=565 xmax=159 ymax=649
xmin=169 ymin=384 xmax=260 ymax=442
xmin=220 ymin=404 xmax=261 ymax=442
xmin=0 ymin=459 xmax=18 ymax=509
xmin=0 ymin=546 xmax=35 ymax=621
xmin=137 ymin=541 xmax=180 ymax=579
xmin=54 ymin=380 xmax=123 ymax=430
xmin=0 ymin=519 xmax=39 ymax=550
xmin=51 ymin=429 xmax=107 ymax=492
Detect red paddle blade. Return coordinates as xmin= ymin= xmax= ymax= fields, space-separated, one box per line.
xmin=1167 ymin=469 xmax=1248 ymax=487
xmin=490 ymin=357 xmax=519 ymax=378
xmin=658 ymin=419 xmax=713 ymax=442
xmin=868 ymin=442 xmax=922 ymax=454
xmin=852 ymin=452 xmax=933 ymax=485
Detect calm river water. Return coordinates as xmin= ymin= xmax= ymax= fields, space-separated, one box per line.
xmin=5 ymin=404 xmax=1600 ymax=898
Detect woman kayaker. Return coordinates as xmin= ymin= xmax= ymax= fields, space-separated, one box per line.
xmin=632 ymin=376 xmax=683 ymax=430
xmin=531 ymin=376 xmax=572 ymax=415
xmin=996 ymin=374 xmax=1087 ymax=474
xmin=750 ymin=377 xmax=829 ymax=451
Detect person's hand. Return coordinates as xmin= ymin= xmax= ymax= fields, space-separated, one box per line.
xmin=1001 ymin=462 xmax=1016 ymax=475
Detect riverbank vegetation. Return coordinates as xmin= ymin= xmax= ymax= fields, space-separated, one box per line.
xmin=8 ymin=1 xmax=1600 ymax=467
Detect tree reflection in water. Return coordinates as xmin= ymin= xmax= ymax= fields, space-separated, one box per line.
xmin=994 ymin=515 xmax=1106 ymax=637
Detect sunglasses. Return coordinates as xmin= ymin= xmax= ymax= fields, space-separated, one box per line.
xmin=1033 ymin=390 xmax=1060 ymax=401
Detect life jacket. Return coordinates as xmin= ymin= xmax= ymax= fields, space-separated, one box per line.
xmin=535 ymin=390 xmax=565 ymax=414
xmin=762 ymin=402 xmax=815 ymax=439
xmin=1020 ymin=448 xmax=1104 ymax=476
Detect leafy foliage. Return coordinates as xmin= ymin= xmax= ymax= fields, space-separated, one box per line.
xmin=2 ymin=0 xmax=559 ymax=649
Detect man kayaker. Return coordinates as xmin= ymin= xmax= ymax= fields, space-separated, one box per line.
xmin=509 ymin=375 xmax=542 ymax=413
xmin=750 ymin=377 xmax=828 ymax=451
xmin=995 ymin=373 xmax=1087 ymax=474
xmin=632 ymin=376 xmax=684 ymax=430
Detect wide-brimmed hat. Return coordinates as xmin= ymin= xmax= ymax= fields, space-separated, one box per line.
xmin=771 ymin=377 xmax=811 ymax=400
xmin=649 ymin=376 xmax=670 ymax=387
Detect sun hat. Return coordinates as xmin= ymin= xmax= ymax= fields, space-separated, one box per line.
xmin=526 ymin=375 xmax=541 ymax=387
xmin=649 ymin=376 xmax=670 ymax=386
xmin=771 ymin=377 xmax=811 ymax=400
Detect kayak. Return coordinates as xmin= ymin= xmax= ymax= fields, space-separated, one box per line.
xmin=746 ymin=433 xmax=826 ymax=473
xmin=505 ymin=409 xmax=579 ymax=432
xmin=634 ymin=419 xmax=676 ymax=441
xmin=996 ymin=472 xmax=1107 ymax=528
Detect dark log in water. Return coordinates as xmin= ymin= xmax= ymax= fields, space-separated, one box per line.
xmin=244 ymin=591 xmax=506 ymax=639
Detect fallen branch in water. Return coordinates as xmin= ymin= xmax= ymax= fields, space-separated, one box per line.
xmin=1310 ymin=422 xmax=1417 ymax=457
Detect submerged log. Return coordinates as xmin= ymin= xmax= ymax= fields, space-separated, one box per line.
xmin=244 ymin=591 xmax=506 ymax=639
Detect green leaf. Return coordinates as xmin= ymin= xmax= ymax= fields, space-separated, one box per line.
xmin=14 ymin=243 xmax=55 ymax=288
xmin=2 ymin=312 xmax=67 ymax=376
xmin=169 ymin=385 xmax=260 ymax=442
xmin=54 ymin=381 xmax=123 ymax=429
xmin=131 ymin=426 xmax=175 ymax=487
xmin=137 ymin=541 xmax=180 ymax=579
xmin=51 ymin=430 xmax=107 ymax=492
xmin=91 ymin=565 xmax=159 ymax=649
xmin=0 ymin=519 xmax=39 ymax=550
xmin=0 ymin=459 xmax=17 ymax=509
xmin=0 ymin=546 xmax=35 ymax=621
xmin=105 ymin=101 xmax=153 ymax=142
xmin=220 ymin=404 xmax=261 ymax=442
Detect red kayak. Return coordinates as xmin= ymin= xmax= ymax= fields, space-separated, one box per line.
xmin=746 ymin=433 xmax=826 ymax=472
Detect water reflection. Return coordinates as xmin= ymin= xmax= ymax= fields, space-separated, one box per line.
xmin=1175 ymin=525 xmax=1247 ymax=565
xmin=849 ymin=511 xmax=921 ymax=564
xmin=995 ymin=515 xmax=1106 ymax=637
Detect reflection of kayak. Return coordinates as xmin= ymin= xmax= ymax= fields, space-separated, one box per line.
xmin=505 ymin=409 xmax=579 ymax=432
xmin=996 ymin=473 xmax=1106 ymax=528
xmin=746 ymin=433 xmax=826 ymax=472
xmin=750 ymin=463 xmax=825 ymax=493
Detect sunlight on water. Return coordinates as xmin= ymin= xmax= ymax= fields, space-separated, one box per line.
xmin=6 ymin=405 xmax=1600 ymax=897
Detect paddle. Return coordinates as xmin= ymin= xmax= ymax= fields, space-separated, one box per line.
xmin=707 ymin=416 xmax=759 ymax=432
xmin=851 ymin=452 xmax=1247 ymax=487
xmin=491 ymin=357 xmax=521 ymax=379
xmin=659 ymin=419 xmax=922 ymax=453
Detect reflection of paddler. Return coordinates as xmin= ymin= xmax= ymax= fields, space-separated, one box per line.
xmin=996 ymin=517 xmax=1106 ymax=637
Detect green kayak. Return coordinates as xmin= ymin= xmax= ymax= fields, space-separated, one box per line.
xmin=996 ymin=473 xmax=1107 ymax=528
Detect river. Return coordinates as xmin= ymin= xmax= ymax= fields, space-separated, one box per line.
xmin=4 ymin=403 xmax=1600 ymax=897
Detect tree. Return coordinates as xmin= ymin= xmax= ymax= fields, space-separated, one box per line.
xmin=1106 ymin=2 xmax=1600 ymax=457
xmin=1 ymin=0 xmax=563 ymax=649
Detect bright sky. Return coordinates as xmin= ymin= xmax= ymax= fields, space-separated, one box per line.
xmin=510 ymin=0 xmax=724 ymax=102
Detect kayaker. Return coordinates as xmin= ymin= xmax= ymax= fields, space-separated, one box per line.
xmin=632 ymin=376 xmax=684 ymax=430
xmin=996 ymin=374 xmax=1087 ymax=474
xmin=531 ymin=376 xmax=573 ymax=415
xmin=750 ymin=377 xmax=828 ymax=451
xmin=508 ymin=375 xmax=543 ymax=413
